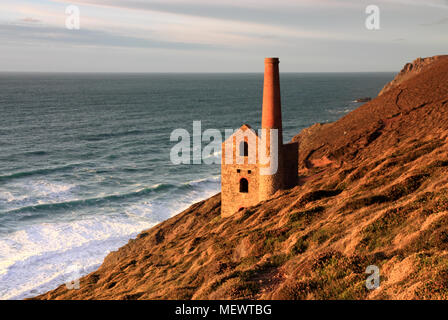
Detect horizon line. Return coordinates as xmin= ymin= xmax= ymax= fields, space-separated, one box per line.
xmin=0 ymin=70 xmax=397 ymax=74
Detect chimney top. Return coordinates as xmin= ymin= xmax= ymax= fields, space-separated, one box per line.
xmin=261 ymin=57 xmax=282 ymax=133
xmin=265 ymin=57 xmax=279 ymax=64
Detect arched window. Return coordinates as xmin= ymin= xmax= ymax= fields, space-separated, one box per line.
xmin=239 ymin=141 xmax=249 ymax=157
xmin=240 ymin=178 xmax=249 ymax=193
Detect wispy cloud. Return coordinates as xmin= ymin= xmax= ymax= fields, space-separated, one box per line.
xmin=0 ymin=23 xmax=216 ymax=50
xmin=0 ymin=0 xmax=447 ymax=72
xmin=1 ymin=0 xmax=368 ymax=49
xmin=420 ymin=17 xmax=448 ymax=26
xmin=49 ymin=0 xmax=361 ymax=27
xmin=383 ymin=0 xmax=448 ymax=9
xmin=20 ymin=17 xmax=41 ymax=23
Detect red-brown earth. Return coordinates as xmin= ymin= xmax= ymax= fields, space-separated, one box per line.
xmin=36 ymin=55 xmax=448 ymax=300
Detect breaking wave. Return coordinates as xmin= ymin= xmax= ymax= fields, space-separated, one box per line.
xmin=0 ymin=176 xmax=220 ymax=300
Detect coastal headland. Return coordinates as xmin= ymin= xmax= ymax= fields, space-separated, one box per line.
xmin=35 ymin=55 xmax=448 ymax=300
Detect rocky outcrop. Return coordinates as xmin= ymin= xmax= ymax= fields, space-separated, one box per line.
xmin=379 ymin=55 xmax=447 ymax=95
xmin=355 ymin=97 xmax=371 ymax=103
xmin=35 ymin=56 xmax=448 ymax=300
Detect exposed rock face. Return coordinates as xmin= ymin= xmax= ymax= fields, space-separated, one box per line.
xmin=379 ymin=55 xmax=447 ymax=96
xmin=355 ymin=97 xmax=371 ymax=103
xmin=35 ymin=56 xmax=448 ymax=300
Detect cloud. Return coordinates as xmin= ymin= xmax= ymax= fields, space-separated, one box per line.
xmin=0 ymin=0 xmax=369 ymax=53
xmin=384 ymin=0 xmax=448 ymax=9
xmin=1 ymin=0 xmax=447 ymax=72
xmin=49 ymin=0 xmax=361 ymax=28
xmin=20 ymin=17 xmax=41 ymax=23
xmin=0 ymin=23 xmax=217 ymax=50
xmin=419 ymin=17 xmax=448 ymax=26
xmin=14 ymin=0 xmax=365 ymax=49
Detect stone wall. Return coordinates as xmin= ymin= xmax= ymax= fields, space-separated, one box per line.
xmin=221 ymin=127 xmax=299 ymax=217
xmin=221 ymin=126 xmax=260 ymax=218
xmin=221 ymin=163 xmax=259 ymax=217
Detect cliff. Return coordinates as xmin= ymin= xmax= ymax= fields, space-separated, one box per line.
xmin=379 ymin=55 xmax=447 ymax=96
xmin=36 ymin=55 xmax=448 ymax=300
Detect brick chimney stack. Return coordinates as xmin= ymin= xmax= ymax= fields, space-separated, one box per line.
xmin=261 ymin=57 xmax=283 ymax=143
xmin=259 ymin=57 xmax=284 ymax=201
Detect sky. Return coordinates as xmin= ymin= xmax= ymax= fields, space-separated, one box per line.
xmin=0 ymin=0 xmax=447 ymax=72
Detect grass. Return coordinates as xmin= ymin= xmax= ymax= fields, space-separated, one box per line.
xmin=310 ymin=228 xmax=333 ymax=245
xmin=342 ymin=195 xmax=388 ymax=211
xmin=415 ymin=254 xmax=448 ymax=299
xmin=291 ymin=236 xmax=309 ymax=255
xmin=295 ymin=189 xmax=343 ymax=207
xmin=231 ymin=281 xmax=260 ymax=298
xmin=359 ymin=206 xmax=413 ymax=251
xmin=343 ymin=173 xmax=430 ymax=212
xmin=390 ymin=140 xmax=443 ymax=164
xmin=275 ymin=252 xmax=370 ymax=300
xmin=263 ymin=227 xmax=293 ymax=252
xmin=409 ymin=214 xmax=448 ymax=252
xmin=384 ymin=173 xmax=430 ymax=201
xmin=237 ymin=208 xmax=256 ymax=223
xmin=426 ymin=159 xmax=448 ymax=169
xmin=358 ymin=189 xmax=448 ymax=253
xmin=288 ymin=206 xmax=325 ymax=225
xmin=216 ymin=254 xmax=290 ymax=299
xmin=345 ymin=159 xmax=386 ymax=183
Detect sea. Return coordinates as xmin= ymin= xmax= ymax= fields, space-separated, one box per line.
xmin=0 ymin=72 xmax=393 ymax=299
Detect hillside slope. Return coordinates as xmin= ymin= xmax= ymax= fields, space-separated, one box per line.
xmin=36 ymin=55 xmax=448 ymax=300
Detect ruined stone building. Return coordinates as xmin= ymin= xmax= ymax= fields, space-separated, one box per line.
xmin=221 ymin=58 xmax=298 ymax=217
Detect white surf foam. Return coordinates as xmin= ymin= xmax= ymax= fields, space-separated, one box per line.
xmin=0 ymin=180 xmax=78 ymax=211
xmin=0 ymin=216 xmax=155 ymax=300
xmin=127 ymin=176 xmax=220 ymax=221
xmin=0 ymin=176 xmax=221 ymax=300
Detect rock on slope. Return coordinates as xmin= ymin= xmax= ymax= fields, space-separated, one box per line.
xmin=36 ymin=56 xmax=448 ymax=300
xmin=379 ymin=56 xmax=445 ymax=96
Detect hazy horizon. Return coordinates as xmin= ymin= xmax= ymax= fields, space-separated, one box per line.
xmin=0 ymin=71 xmax=398 ymax=74
xmin=0 ymin=0 xmax=447 ymax=72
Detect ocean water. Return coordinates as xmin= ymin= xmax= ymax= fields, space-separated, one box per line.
xmin=0 ymin=72 xmax=393 ymax=299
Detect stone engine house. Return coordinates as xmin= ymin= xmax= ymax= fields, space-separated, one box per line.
xmin=221 ymin=58 xmax=298 ymax=217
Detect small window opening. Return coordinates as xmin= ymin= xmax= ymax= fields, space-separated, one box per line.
xmin=239 ymin=178 xmax=249 ymax=193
